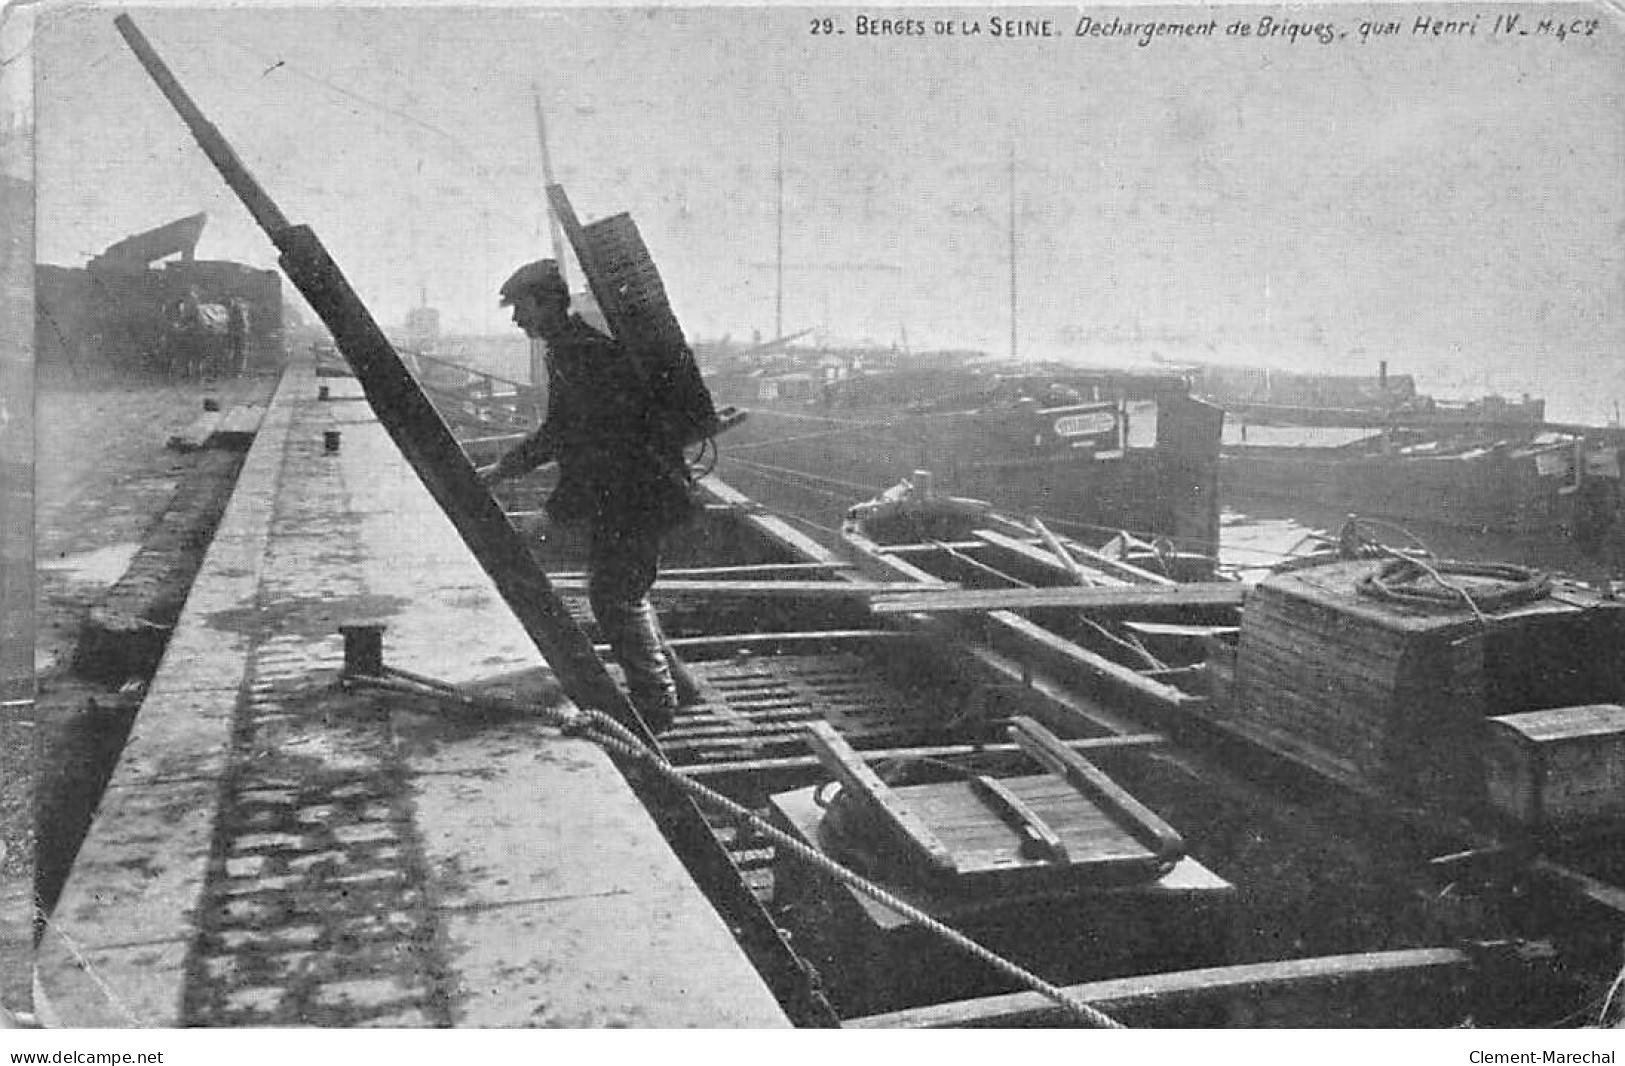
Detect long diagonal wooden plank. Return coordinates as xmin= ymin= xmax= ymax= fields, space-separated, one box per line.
xmin=114 ymin=15 xmax=639 ymax=734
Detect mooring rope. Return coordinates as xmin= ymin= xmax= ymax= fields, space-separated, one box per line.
xmin=554 ymin=704 xmax=1124 ymax=1029
xmin=32 ymin=913 xmax=144 ymax=1027
xmin=722 ymin=455 xmax=888 ymax=500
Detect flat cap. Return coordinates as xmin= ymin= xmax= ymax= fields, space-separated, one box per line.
xmin=498 ymin=258 xmax=567 ymax=305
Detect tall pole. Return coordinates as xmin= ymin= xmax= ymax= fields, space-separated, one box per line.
xmin=530 ymin=86 xmax=566 ymax=387
xmin=1008 ymin=143 xmax=1018 ymax=361
xmin=776 ymin=127 xmax=785 ymax=341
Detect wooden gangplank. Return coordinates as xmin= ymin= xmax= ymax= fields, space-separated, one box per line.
xmin=114 ymin=14 xmax=637 ymax=732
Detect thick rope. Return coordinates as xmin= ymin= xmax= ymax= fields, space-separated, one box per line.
xmin=558 ymin=705 xmax=1124 ymax=1029
xmin=1356 ymin=554 xmax=1550 ymax=620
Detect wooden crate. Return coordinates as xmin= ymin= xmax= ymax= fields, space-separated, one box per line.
xmin=578 ymin=213 xmax=687 ymax=357
xmin=1228 ymin=560 xmax=1624 ymax=812
xmin=1230 ymin=560 xmax=1489 ymax=801
xmin=1483 ymin=704 xmax=1625 ymax=831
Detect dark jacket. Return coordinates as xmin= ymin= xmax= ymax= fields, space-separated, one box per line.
xmin=498 ymin=316 xmax=699 ymax=533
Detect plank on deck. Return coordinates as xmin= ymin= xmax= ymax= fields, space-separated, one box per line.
xmin=872 ymin=582 xmax=1247 ymax=615
xmin=845 ymin=948 xmax=1475 ymax=1028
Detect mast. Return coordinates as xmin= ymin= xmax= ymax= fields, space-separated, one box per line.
xmin=1008 ymin=143 xmax=1018 ymax=361
xmin=776 ymin=127 xmax=785 ymax=341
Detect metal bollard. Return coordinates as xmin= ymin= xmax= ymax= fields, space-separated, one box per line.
xmin=340 ymin=623 xmax=386 ymax=678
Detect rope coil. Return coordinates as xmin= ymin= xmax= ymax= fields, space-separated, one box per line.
xmin=1356 ymin=557 xmax=1551 ymax=614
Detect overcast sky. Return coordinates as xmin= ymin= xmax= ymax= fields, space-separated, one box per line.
xmin=26 ymin=2 xmax=1625 ymax=422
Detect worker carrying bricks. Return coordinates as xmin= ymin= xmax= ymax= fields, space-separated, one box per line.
xmin=478 ymin=258 xmax=702 ymax=731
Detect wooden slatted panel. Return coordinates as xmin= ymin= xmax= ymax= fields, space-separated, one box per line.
xmin=668 ymin=653 xmax=963 ymax=767
xmin=896 ymin=776 xmax=1149 ymax=869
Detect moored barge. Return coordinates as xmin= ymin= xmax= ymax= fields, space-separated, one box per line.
xmin=833 ymin=478 xmax=1625 ymax=1024
xmin=712 ymin=361 xmax=1225 ymax=561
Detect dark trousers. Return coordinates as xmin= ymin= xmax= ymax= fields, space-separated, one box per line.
xmin=587 ymin=521 xmax=677 ymax=724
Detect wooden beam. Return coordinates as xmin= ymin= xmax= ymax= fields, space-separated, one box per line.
xmin=700 ymin=476 xmax=845 ymax=566
xmin=549 ymin=577 xmax=932 ymax=599
xmin=989 ymin=612 xmax=1199 ymax=712
xmin=458 ymin=433 xmax=528 ymax=449
xmin=1529 ymin=858 xmax=1625 ymax=919
xmin=845 ymin=948 xmax=1475 ymax=1028
xmin=1122 ymin=621 xmax=1240 ymax=640
xmin=878 ymin=539 xmax=994 ymax=556
xmin=662 ymin=629 xmax=914 ymax=654
xmin=683 ymin=732 xmax=1167 ymax=779
xmin=804 ymin=722 xmax=957 ymax=873
xmin=872 ymin=582 xmax=1247 ymax=616
xmin=1008 ymin=716 xmax=1184 ymax=862
xmin=968 ymin=527 xmax=1092 ymax=580
xmin=974 ymin=527 xmax=1172 ymax=587
xmin=551 ymin=561 xmax=855 ymax=582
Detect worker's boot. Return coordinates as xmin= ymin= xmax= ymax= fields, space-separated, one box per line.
xmin=609 ymin=600 xmax=678 ymax=734
xmin=653 ymin=615 xmax=702 ymax=707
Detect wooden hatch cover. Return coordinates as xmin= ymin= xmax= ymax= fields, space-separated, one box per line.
xmin=804 ymin=718 xmax=1185 ymax=896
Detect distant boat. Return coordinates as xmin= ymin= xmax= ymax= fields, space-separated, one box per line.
xmin=1192 ymin=360 xmax=1546 ymax=431
xmin=1190 ymin=361 xmax=1624 ymax=547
